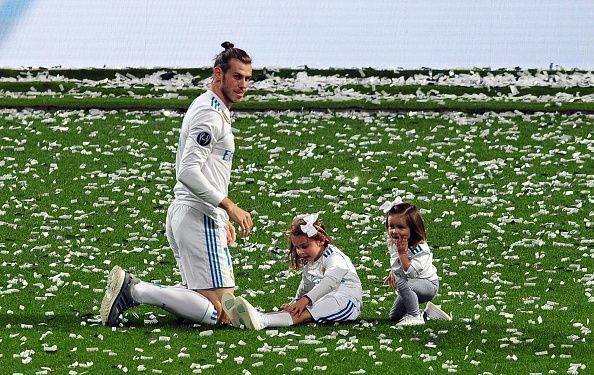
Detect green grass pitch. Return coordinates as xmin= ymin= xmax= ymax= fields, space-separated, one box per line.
xmin=0 ymin=106 xmax=592 ymax=373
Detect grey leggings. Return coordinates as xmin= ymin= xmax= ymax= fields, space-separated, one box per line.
xmin=389 ymin=277 xmax=439 ymax=321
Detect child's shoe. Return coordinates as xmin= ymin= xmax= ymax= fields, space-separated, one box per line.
xmin=424 ymin=301 xmax=452 ymax=321
xmin=100 ymin=265 xmax=138 ymax=326
xmin=396 ymin=314 xmax=425 ymax=326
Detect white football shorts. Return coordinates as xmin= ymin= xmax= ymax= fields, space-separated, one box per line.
xmin=166 ymin=203 xmax=235 ymax=290
xmin=307 ymin=292 xmax=361 ymax=323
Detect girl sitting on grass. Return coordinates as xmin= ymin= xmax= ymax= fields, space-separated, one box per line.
xmin=381 ymin=197 xmax=452 ymax=326
xmin=222 ymin=213 xmax=363 ymax=330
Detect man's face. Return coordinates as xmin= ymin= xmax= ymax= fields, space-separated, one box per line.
xmin=217 ymin=59 xmax=252 ymax=106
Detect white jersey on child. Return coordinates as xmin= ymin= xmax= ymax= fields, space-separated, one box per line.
xmin=389 ymin=242 xmax=438 ymax=281
xmin=173 ymin=89 xmax=234 ymax=220
xmin=295 ymin=245 xmax=363 ymax=307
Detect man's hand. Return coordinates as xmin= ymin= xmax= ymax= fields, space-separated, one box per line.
xmin=227 ymin=205 xmax=252 ymax=237
xmin=225 ymin=222 xmax=236 ymax=247
xmin=219 ymin=197 xmax=253 ymax=237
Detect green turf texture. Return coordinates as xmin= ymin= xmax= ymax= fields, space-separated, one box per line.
xmin=2 ymin=96 xmax=593 ymax=114
xmin=0 ymin=107 xmax=592 ymax=374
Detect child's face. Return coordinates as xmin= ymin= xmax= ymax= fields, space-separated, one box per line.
xmin=291 ymin=235 xmax=325 ymax=263
xmin=387 ymin=214 xmax=411 ymax=243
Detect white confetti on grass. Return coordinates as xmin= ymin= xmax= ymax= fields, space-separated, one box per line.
xmin=4 ymin=70 xmax=594 ymax=107
xmin=0 ymin=107 xmax=592 ymax=373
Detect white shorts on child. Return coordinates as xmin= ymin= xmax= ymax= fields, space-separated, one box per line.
xmin=307 ymin=292 xmax=361 ymax=323
xmin=166 ymin=203 xmax=235 ymax=290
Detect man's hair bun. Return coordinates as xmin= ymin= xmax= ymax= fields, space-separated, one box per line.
xmin=221 ymin=41 xmax=234 ymax=50
xmin=214 ymin=42 xmax=251 ymax=71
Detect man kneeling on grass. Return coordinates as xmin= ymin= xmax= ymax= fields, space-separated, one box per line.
xmin=99 ymin=42 xmax=253 ymax=327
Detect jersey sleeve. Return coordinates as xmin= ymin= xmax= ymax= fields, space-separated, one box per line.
xmin=293 ymin=275 xmax=309 ymax=302
xmin=404 ymin=247 xmax=433 ymax=279
xmin=177 ymin=109 xmax=226 ymax=206
xmin=305 ymin=253 xmax=349 ymax=304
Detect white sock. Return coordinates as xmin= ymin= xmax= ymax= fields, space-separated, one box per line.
xmin=261 ymin=312 xmax=293 ymax=328
xmin=131 ymin=281 xmax=218 ymax=325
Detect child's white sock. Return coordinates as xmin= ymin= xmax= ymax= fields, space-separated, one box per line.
xmin=261 ymin=312 xmax=293 ymax=328
xmin=131 ymin=281 xmax=218 ymax=325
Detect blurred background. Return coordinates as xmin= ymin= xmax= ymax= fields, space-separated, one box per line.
xmin=0 ymin=0 xmax=593 ymax=69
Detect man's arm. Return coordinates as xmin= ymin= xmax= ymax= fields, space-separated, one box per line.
xmin=177 ymin=110 xmax=226 ymax=205
xmin=178 ymin=110 xmax=252 ymax=237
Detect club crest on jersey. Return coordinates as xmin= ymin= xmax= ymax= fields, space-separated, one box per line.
xmin=197 ymin=132 xmax=212 ymax=146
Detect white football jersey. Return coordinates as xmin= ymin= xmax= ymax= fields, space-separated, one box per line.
xmin=295 ymin=245 xmax=363 ymax=306
xmin=172 ymin=90 xmax=234 ymax=220
xmin=389 ymin=242 xmax=438 ymax=281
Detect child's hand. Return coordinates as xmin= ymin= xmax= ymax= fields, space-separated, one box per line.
xmin=396 ymin=235 xmax=408 ymax=254
xmin=283 ymin=296 xmax=310 ymax=317
xmin=383 ymin=271 xmax=395 ymax=288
